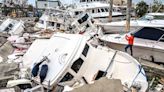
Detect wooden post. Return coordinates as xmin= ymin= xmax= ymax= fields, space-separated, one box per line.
xmin=109 ymin=0 xmax=113 ymax=22
xmin=126 ymin=0 xmax=132 ymax=32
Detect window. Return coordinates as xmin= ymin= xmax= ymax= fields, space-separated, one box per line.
xmin=39 ymin=20 xmax=44 ymax=24
xmin=56 ymin=23 xmax=60 ymax=29
xmin=105 ymin=8 xmax=109 ymax=12
xmin=82 ymin=44 xmax=89 ymax=57
xmin=44 ymin=4 xmax=47 ymax=7
xmin=80 ymin=0 xmax=85 ymax=2
xmin=134 ymin=27 xmax=164 ymax=41
xmin=91 ymin=19 xmax=94 ymax=23
xmin=75 ymin=12 xmax=79 ymax=15
xmin=92 ymin=9 xmax=95 ymax=13
xmin=71 ymin=58 xmax=84 ymax=73
xmin=8 ymin=24 xmax=13 ymax=28
xmin=4 ymin=27 xmax=9 ymax=32
xmin=98 ymin=9 xmax=100 ymax=13
xmin=95 ymin=70 xmax=105 ymax=80
xmin=60 ymin=72 xmax=74 ymax=82
xmin=77 ymin=14 xmax=89 ymax=24
xmin=86 ymin=24 xmax=90 ymax=28
xmin=49 ymin=22 xmax=55 ymax=26
xmin=101 ymin=8 xmax=105 ymax=12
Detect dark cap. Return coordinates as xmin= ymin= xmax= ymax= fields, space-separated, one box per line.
xmin=130 ymin=33 xmax=134 ymax=36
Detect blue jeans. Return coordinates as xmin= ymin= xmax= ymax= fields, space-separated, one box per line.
xmin=125 ymin=45 xmax=133 ymax=56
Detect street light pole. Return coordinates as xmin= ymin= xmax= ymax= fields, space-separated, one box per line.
xmin=109 ymin=0 xmax=113 ymax=22
xmin=126 ymin=0 xmax=132 ymax=32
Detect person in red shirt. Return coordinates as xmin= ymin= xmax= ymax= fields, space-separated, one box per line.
xmin=125 ymin=33 xmax=134 ymax=56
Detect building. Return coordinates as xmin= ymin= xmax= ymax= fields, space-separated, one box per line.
xmin=36 ymin=0 xmax=61 ymax=9
xmin=113 ymin=0 xmax=127 ymax=5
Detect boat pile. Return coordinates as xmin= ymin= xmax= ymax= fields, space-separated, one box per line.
xmin=0 ymin=7 xmax=163 ymax=92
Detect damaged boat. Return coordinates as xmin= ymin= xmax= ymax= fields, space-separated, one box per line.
xmin=34 ymin=8 xmax=72 ymax=32
xmin=69 ymin=2 xmax=125 ymax=22
xmin=22 ymin=33 xmax=148 ymax=92
xmin=96 ymin=13 xmax=164 ymax=33
xmin=100 ymin=27 xmax=164 ymax=63
xmin=0 ymin=18 xmax=25 ymax=36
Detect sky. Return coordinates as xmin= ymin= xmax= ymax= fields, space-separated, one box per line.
xmin=27 ymin=0 xmax=163 ymax=6
xmin=133 ymin=0 xmax=153 ymax=4
xmin=0 ymin=0 xmax=163 ymax=6
xmin=28 ymin=0 xmax=35 ymax=6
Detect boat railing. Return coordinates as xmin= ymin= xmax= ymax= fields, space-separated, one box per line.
xmin=24 ymin=85 xmax=44 ymax=92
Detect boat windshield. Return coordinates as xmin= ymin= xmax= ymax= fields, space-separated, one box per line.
xmin=139 ymin=14 xmax=164 ymax=20
xmin=134 ymin=27 xmax=164 ymax=41
xmin=152 ymin=15 xmax=164 ymax=20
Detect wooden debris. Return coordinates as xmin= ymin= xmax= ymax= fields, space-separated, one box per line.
xmin=159 ymin=78 xmax=164 ymax=85
xmin=138 ymin=58 xmax=164 ymax=77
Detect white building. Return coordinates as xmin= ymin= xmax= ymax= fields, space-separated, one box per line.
xmin=36 ymin=0 xmax=61 ymax=9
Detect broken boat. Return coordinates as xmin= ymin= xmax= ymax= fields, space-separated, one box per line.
xmin=0 ymin=18 xmax=24 ymax=36
xmin=69 ymin=2 xmax=125 ymax=22
xmin=100 ymin=27 xmax=164 ymax=63
xmin=34 ymin=8 xmax=72 ymax=32
xmin=96 ymin=13 xmax=164 ymax=33
xmin=22 ymin=33 xmax=148 ymax=92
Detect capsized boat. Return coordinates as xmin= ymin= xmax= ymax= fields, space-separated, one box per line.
xmin=100 ymin=27 xmax=164 ymax=63
xmin=70 ymin=13 xmax=103 ymax=35
xmin=34 ymin=8 xmax=72 ymax=32
xmin=33 ymin=13 xmax=103 ymax=38
xmin=23 ymin=33 xmax=148 ymax=92
xmin=0 ymin=18 xmax=24 ymax=36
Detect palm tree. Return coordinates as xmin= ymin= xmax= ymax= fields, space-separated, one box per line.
xmin=135 ymin=1 xmax=149 ymax=17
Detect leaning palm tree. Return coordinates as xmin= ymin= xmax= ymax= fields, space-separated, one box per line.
xmin=135 ymin=1 xmax=149 ymax=17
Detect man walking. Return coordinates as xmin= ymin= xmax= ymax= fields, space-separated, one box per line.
xmin=125 ymin=33 xmax=134 ymax=56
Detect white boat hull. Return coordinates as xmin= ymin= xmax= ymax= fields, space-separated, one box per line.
xmin=23 ymin=34 xmax=148 ymax=91
xmin=103 ymin=41 xmax=164 ymax=63
xmin=96 ymin=19 xmax=164 ymax=33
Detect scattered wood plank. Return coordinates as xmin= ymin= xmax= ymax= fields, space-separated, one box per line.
xmin=138 ymin=58 xmax=164 ymax=77
xmin=159 ymin=78 xmax=164 ymax=85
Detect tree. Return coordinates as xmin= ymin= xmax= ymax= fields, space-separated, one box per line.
xmin=152 ymin=0 xmax=163 ymax=12
xmin=28 ymin=5 xmax=34 ymax=12
xmin=135 ymin=1 xmax=149 ymax=17
xmin=2 ymin=5 xmax=8 ymax=16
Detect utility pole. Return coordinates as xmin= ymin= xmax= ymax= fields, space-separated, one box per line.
xmin=126 ymin=0 xmax=132 ymax=32
xmin=109 ymin=0 xmax=113 ymax=22
xmin=150 ymin=4 xmax=152 ymax=13
xmin=47 ymin=0 xmax=49 ymax=8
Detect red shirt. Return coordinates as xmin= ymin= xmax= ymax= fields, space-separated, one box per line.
xmin=125 ymin=35 xmax=134 ymax=45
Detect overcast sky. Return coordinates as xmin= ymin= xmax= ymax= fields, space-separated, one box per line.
xmin=0 ymin=0 xmax=163 ymax=6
